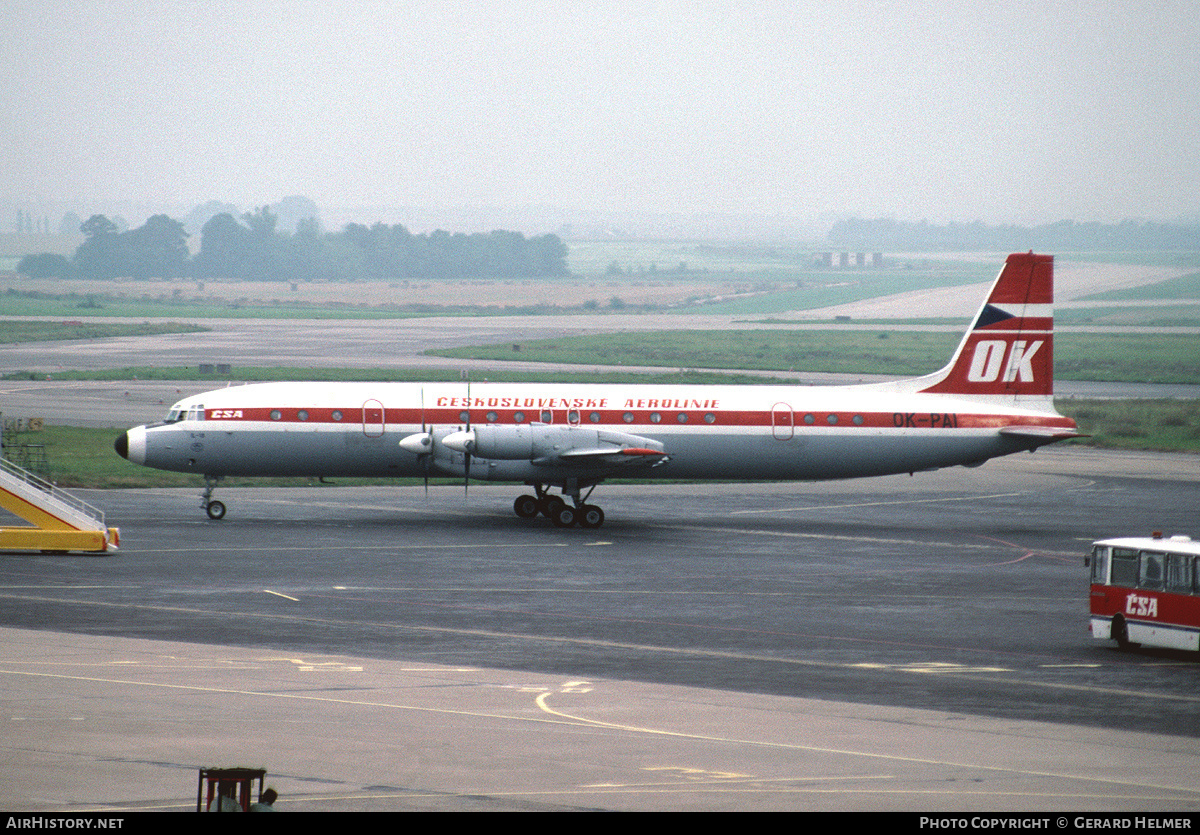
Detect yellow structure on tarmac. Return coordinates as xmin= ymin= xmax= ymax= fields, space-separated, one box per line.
xmin=0 ymin=458 xmax=119 ymax=552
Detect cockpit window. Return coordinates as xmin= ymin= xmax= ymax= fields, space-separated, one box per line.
xmin=167 ymin=404 xmax=206 ymax=422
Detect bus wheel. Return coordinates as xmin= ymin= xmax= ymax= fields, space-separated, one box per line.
xmin=1112 ymin=616 xmax=1134 ymax=650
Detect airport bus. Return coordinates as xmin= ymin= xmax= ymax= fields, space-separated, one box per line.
xmin=1088 ymin=533 xmax=1200 ymax=651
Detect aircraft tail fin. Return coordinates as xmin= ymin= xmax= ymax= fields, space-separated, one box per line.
xmin=914 ymin=252 xmax=1056 ymax=406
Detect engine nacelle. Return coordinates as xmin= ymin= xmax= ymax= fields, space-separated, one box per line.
xmin=443 ymin=424 xmax=664 ymax=462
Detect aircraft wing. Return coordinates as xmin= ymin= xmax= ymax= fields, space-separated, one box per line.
xmin=442 ymin=425 xmax=670 ymax=470
xmin=556 ymin=446 xmax=669 ymax=464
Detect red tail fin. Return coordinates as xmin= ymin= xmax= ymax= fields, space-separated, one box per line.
xmin=920 ymin=252 xmax=1055 ymax=399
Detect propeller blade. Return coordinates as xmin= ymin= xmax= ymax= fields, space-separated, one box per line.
xmin=464 ymin=377 xmax=471 ymax=496
xmin=421 ymin=388 xmax=428 ymax=497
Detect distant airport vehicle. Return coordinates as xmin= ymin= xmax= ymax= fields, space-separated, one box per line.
xmin=115 ymin=252 xmax=1080 ymax=527
xmin=1087 ymin=533 xmax=1200 ymax=651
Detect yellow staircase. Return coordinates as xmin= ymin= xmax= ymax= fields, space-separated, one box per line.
xmin=0 ymin=458 xmax=119 ymax=552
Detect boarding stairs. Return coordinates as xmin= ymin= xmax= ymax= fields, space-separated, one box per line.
xmin=0 ymin=457 xmax=119 ymax=552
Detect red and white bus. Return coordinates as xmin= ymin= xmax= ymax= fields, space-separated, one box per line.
xmin=1088 ymin=533 xmax=1200 ymax=651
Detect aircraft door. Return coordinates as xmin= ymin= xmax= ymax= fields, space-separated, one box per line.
xmin=771 ymin=402 xmax=794 ymax=440
xmin=363 ymin=399 xmax=385 ymax=437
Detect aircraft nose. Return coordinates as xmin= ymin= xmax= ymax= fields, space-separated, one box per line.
xmin=115 ymin=426 xmax=147 ymax=465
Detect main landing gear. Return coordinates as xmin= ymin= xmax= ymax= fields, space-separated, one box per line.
xmin=196 ymin=475 xmax=606 ymax=528
xmin=513 ymin=484 xmax=605 ymax=529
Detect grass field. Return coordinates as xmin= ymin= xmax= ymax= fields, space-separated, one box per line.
xmin=7 ymin=325 xmax=1196 ymax=386
xmin=0 ymin=320 xmax=207 ymax=343
xmin=430 ymin=330 xmax=1200 ymax=385
xmin=0 ymin=254 xmax=1001 ymax=319
xmin=1058 ymin=399 xmax=1200 ymax=453
xmin=1077 ymin=270 xmax=1200 ymax=301
xmin=0 ymin=290 xmax=436 ymax=320
xmin=5 ymin=251 xmax=1200 ymax=323
xmin=1057 ymin=305 xmax=1200 ymax=326
xmin=2 ymin=365 xmax=786 ymax=386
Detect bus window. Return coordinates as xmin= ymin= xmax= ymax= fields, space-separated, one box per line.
xmin=1166 ymin=554 xmax=1193 ymax=594
xmin=1139 ymin=551 xmax=1165 ymax=590
xmin=1110 ymin=548 xmax=1139 ymax=587
xmin=1090 ymin=546 xmax=1109 ymax=585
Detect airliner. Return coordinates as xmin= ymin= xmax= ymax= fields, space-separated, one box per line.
xmin=115 ymin=252 xmax=1080 ymax=527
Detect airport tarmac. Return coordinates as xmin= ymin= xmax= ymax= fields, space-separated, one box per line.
xmin=3 ymin=626 xmax=1199 ymax=813
xmin=2 ymin=447 xmax=1199 ymax=812
xmin=2 ymin=276 xmax=1198 ymax=812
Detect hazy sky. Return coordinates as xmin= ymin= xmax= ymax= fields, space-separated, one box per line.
xmin=4 ymin=0 xmax=1199 ymax=232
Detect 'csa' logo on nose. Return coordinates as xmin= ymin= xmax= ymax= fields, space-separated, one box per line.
xmin=966 ymin=339 xmax=1043 ymax=383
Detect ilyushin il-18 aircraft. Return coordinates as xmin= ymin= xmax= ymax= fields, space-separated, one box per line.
xmin=115 ymin=252 xmax=1080 ymax=528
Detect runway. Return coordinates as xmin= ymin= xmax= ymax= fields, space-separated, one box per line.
xmin=2 ymin=447 xmax=1199 ymax=812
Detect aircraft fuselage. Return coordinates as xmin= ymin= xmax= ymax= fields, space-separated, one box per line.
xmin=119 ymin=379 xmax=1072 ymax=482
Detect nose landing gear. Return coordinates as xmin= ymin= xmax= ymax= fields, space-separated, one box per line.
xmin=202 ymin=476 xmax=226 ymax=520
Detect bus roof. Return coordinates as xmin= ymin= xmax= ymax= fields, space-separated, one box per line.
xmin=1094 ymin=535 xmax=1200 ymax=556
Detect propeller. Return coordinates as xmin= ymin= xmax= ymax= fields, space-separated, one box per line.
xmin=398 ymin=387 xmax=433 ymax=495
xmin=462 ymin=377 xmax=471 ymax=496
xmin=420 ymin=387 xmax=429 ymax=496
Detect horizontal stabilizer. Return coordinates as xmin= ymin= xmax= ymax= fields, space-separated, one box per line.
xmin=999 ymin=425 xmax=1086 ymax=441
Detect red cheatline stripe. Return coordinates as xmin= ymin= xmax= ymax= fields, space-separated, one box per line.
xmin=203 ymin=407 xmax=1075 ymax=431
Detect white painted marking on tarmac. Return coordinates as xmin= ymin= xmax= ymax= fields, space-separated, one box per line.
xmin=531 ymin=689 xmax=1200 ymax=798
xmin=3 ymin=590 xmax=1195 ymax=704
xmin=263 ymin=589 xmax=299 ymax=601
xmin=135 ymin=543 xmax=571 ymax=554
xmin=275 ymin=657 xmax=364 ymax=673
xmin=585 ymin=772 xmax=894 ymax=789
xmin=847 ymin=661 xmax=1013 ymax=674
xmin=647 ymin=522 xmax=980 ymax=550
xmin=644 ymin=765 xmax=753 ymax=781
xmin=730 ymin=491 xmax=1031 ymax=516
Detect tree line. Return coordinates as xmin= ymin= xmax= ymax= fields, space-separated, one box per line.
xmin=17 ymin=207 xmax=570 ymax=281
